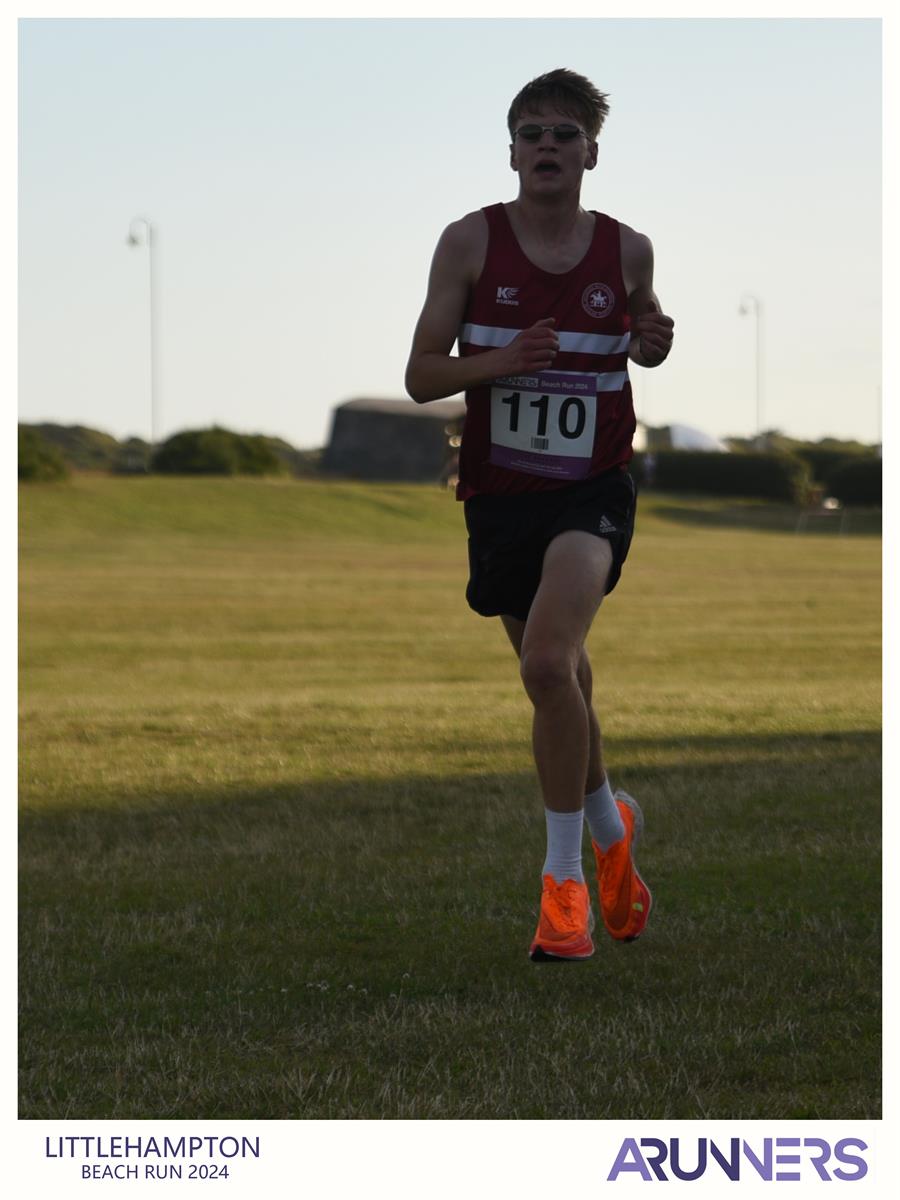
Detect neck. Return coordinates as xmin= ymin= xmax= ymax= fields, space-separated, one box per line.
xmin=511 ymin=190 xmax=584 ymax=239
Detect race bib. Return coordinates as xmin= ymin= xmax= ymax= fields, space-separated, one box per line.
xmin=489 ymin=370 xmax=597 ymax=480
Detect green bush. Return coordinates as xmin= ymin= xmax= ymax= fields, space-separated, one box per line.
xmin=826 ymin=457 xmax=881 ymax=506
xmin=18 ymin=426 xmax=70 ymax=482
xmin=791 ymin=445 xmax=870 ymax=486
xmin=152 ymin=429 xmax=238 ymax=474
xmin=650 ymin=450 xmax=810 ymax=503
xmin=28 ymin=423 xmax=121 ymax=470
xmin=151 ymin=428 xmax=283 ymax=476
xmin=232 ymin=433 xmax=285 ymax=476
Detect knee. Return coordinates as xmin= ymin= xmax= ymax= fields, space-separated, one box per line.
xmin=520 ymin=643 xmax=577 ymax=702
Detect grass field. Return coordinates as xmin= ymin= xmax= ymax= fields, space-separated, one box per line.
xmin=19 ymin=474 xmax=881 ymax=1119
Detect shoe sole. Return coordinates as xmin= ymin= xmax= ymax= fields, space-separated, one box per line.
xmin=613 ymin=791 xmax=652 ymax=942
xmin=529 ymin=905 xmax=595 ymax=961
xmin=621 ymin=875 xmax=653 ymax=942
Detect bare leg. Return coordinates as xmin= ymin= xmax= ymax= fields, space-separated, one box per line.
xmin=575 ymin=650 xmax=606 ymax=795
xmin=502 ymin=616 xmax=606 ymax=795
xmin=501 ymin=531 xmax=612 ymax=813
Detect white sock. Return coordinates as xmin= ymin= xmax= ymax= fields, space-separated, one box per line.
xmin=542 ymin=809 xmax=585 ymax=882
xmin=584 ymin=778 xmax=625 ymax=851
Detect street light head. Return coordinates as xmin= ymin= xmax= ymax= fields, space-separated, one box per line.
xmin=127 ymin=216 xmax=154 ymax=246
xmin=739 ymin=292 xmax=761 ymax=316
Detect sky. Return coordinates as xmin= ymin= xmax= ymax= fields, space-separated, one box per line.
xmin=18 ymin=16 xmax=883 ymax=450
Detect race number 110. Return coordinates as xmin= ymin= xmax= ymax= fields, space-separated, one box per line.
xmin=499 ymin=391 xmax=587 ymax=440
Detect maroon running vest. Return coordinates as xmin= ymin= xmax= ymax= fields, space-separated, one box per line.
xmin=457 ymin=203 xmax=635 ymax=499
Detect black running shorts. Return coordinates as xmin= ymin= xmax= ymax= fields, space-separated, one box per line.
xmin=463 ymin=467 xmax=637 ymax=623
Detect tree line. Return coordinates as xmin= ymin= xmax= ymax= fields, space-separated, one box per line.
xmin=18 ymin=424 xmax=320 ymax=481
xmin=18 ymin=420 xmax=880 ymax=506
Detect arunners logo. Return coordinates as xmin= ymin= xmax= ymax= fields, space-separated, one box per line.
xmin=582 ymin=282 xmax=615 ymax=319
xmin=607 ymin=1137 xmax=869 ymax=1183
xmin=496 ymin=286 xmax=520 ymax=306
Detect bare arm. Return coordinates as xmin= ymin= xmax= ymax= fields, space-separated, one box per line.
xmin=620 ymin=224 xmax=674 ymax=369
xmin=405 ymin=213 xmax=561 ymax=403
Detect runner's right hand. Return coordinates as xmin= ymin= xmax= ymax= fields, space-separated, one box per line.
xmin=499 ymin=318 xmax=559 ymax=374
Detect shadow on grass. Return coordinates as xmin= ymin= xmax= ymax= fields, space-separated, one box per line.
xmin=650 ymin=501 xmax=882 ymax=536
xmin=19 ymin=728 xmax=881 ymax=1121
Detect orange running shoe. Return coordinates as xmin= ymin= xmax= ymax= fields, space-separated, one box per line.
xmin=529 ymin=876 xmax=595 ymax=962
xmin=592 ymin=791 xmax=652 ymax=942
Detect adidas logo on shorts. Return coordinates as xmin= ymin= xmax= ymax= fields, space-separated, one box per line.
xmin=598 ymin=515 xmax=617 ymax=534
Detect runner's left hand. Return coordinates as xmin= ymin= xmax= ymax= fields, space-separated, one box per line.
xmin=630 ymin=302 xmax=674 ymax=365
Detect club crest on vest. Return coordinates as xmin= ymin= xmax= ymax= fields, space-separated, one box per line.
xmin=582 ymin=282 xmax=615 ymax=319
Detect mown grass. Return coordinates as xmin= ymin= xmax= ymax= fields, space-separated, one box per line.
xmin=19 ymin=475 xmax=881 ymax=1118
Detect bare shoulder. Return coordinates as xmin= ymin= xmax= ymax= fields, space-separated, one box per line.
xmin=618 ymin=221 xmax=655 ymax=299
xmin=434 ymin=209 xmax=489 ymax=284
xmin=441 ymin=208 xmax=489 ymax=250
xmin=618 ymin=221 xmax=654 ymax=272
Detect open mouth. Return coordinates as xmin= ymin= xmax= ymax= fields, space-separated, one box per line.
xmin=535 ymin=161 xmax=562 ymax=177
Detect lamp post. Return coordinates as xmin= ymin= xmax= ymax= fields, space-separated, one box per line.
xmin=738 ymin=292 xmax=763 ymax=441
xmin=126 ymin=216 xmax=160 ymax=447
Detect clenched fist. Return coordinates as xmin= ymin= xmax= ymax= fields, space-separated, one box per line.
xmin=630 ymin=302 xmax=674 ymax=366
xmin=500 ymin=317 xmax=559 ymax=374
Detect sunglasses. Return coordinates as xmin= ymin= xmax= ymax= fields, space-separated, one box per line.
xmin=514 ymin=123 xmax=589 ymax=143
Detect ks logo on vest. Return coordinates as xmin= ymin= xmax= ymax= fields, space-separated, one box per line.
xmin=496 ymin=286 xmax=520 ymax=306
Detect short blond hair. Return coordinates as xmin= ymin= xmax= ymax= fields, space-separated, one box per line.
xmin=507 ymin=68 xmax=610 ymax=141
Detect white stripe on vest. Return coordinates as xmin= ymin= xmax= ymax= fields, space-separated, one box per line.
xmin=459 ymin=322 xmax=630 ymax=357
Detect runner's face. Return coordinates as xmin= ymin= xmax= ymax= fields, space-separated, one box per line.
xmin=509 ymin=107 xmax=598 ymax=192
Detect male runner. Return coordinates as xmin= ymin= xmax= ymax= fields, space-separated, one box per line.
xmin=405 ymin=68 xmax=674 ymax=961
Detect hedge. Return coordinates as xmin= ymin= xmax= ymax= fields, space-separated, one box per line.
xmin=634 ymin=450 xmax=810 ymax=503
xmin=791 ymin=445 xmax=872 ymax=487
xmin=826 ymin=457 xmax=881 ymax=506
